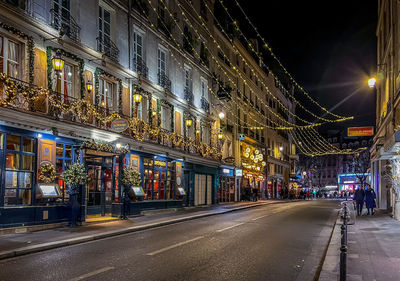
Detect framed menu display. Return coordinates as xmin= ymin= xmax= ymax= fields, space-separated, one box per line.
xmin=37 ymin=184 xmax=61 ymax=197
xmin=177 ymin=187 xmax=186 ymax=196
xmin=132 ymin=187 xmax=145 ymax=196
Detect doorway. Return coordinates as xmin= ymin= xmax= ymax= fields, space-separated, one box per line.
xmin=85 ymin=154 xmax=115 ymax=217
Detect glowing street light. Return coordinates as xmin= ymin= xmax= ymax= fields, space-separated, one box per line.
xmin=368 ymin=77 xmax=376 ymax=89
xmin=219 ymin=112 xmax=225 ymax=119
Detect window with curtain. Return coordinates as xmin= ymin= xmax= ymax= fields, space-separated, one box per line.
xmin=53 ymin=62 xmax=75 ymax=104
xmin=0 ymin=35 xmax=20 ymax=79
xmin=99 ymin=78 xmax=115 ymax=111
xmin=4 ymin=134 xmax=35 ymax=206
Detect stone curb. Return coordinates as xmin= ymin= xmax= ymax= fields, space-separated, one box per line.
xmin=318 ymin=211 xmax=342 ymax=281
xmin=0 ymin=200 xmax=292 ymax=260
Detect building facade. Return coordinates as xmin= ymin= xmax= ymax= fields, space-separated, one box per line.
xmin=0 ymin=0 xmax=297 ymax=228
xmin=371 ymin=0 xmax=400 ymax=219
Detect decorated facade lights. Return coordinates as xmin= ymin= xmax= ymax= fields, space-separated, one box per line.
xmin=219 ymin=111 xmax=225 ymax=119
xmin=218 ymin=129 xmax=224 ymax=140
xmin=368 ymin=77 xmax=377 ymax=88
xmin=157 ymin=0 xmax=310 ymax=129
xmin=175 ymin=1 xmax=335 ymax=128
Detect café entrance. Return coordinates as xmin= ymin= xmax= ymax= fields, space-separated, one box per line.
xmin=84 ymin=151 xmax=116 ymax=217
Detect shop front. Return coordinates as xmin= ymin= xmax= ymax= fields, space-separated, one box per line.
xmin=0 ymin=125 xmax=78 ymax=228
xmin=338 ymin=173 xmax=371 ymax=194
xmin=218 ymin=166 xmax=235 ymax=203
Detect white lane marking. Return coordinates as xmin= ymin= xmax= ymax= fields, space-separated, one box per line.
xmin=251 ymin=215 xmax=269 ymax=221
xmin=216 ymin=223 xmax=245 ymax=233
xmin=67 ymin=266 xmax=114 ymax=281
xmin=146 ymin=236 xmax=204 ymax=256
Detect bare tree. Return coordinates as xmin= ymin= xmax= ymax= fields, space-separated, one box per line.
xmin=346 ymin=149 xmax=370 ymax=187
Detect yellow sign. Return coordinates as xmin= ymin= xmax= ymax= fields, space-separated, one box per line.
xmin=347 ymin=127 xmax=374 ymax=137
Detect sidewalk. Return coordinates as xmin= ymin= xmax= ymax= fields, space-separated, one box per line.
xmin=319 ymin=210 xmax=400 ymax=281
xmin=0 ymin=200 xmax=287 ymax=260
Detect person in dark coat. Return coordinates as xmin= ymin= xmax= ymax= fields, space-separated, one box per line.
xmin=353 ymin=187 xmax=365 ymax=216
xmin=365 ymin=184 xmax=376 ymax=215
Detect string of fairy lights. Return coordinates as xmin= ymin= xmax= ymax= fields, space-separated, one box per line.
xmin=219 ymin=0 xmax=353 ymax=121
xmin=147 ymin=0 xmax=292 ymax=131
xmin=175 ymin=0 xmax=320 ymax=128
xmin=168 ymin=0 xmax=365 ymax=156
xmin=149 ymin=0 xmax=365 ymax=156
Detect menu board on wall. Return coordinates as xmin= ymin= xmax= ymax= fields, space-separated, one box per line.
xmin=130 ymin=154 xmax=140 ymax=171
xmin=38 ymin=139 xmax=56 ymax=166
xmin=132 ymin=187 xmax=145 ymax=196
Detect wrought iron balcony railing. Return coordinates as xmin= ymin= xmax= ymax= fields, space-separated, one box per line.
xmin=184 ymin=87 xmax=194 ymax=105
xmin=157 ymin=72 xmax=171 ymax=91
xmin=97 ymin=36 xmax=119 ymax=62
xmin=200 ymin=96 xmax=209 ymax=113
xmin=0 ymin=74 xmax=222 ymax=161
xmin=50 ymin=9 xmax=80 ymax=43
xmin=133 ymin=57 xmax=148 ymax=79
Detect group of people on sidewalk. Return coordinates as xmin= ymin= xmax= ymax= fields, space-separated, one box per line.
xmin=353 ymin=183 xmax=376 ymax=216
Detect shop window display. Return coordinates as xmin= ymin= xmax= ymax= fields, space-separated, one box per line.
xmin=54 ymin=143 xmax=73 ymax=202
xmin=4 ymin=134 xmax=35 ymax=205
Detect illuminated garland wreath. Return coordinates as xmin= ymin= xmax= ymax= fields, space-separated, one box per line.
xmin=38 ymin=163 xmax=56 ymax=183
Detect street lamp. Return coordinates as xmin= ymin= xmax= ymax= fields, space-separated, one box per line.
xmin=133 ymin=92 xmax=142 ymax=118
xmin=52 ymin=50 xmax=64 ymax=74
xmin=368 ymin=77 xmax=377 ymax=89
xmin=186 ymin=119 xmax=193 ymax=127
xmin=218 ymin=129 xmax=223 ymax=140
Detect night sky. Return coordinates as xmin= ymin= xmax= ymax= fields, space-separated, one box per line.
xmin=233 ymin=0 xmax=377 ymax=132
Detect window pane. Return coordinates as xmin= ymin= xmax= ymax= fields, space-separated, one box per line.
xmin=0 ymin=133 xmax=3 ymax=149
xmin=22 ymin=154 xmax=34 ymax=171
xmin=5 ymin=171 xmax=18 ymax=188
xmin=56 ymin=143 xmax=63 ymax=157
xmin=19 ymin=189 xmax=31 ymax=205
xmin=65 ymin=159 xmax=72 ymax=169
xmin=56 ymin=158 xmax=63 ymax=174
xmin=22 ymin=138 xmax=34 ymax=152
xmin=20 ymin=172 xmax=33 ymax=188
xmin=65 ymin=145 xmax=72 ymax=158
xmin=4 ymin=189 xmax=17 ymax=205
xmin=6 ymin=134 xmax=20 ymax=151
xmin=6 ymin=152 xmax=19 ymax=169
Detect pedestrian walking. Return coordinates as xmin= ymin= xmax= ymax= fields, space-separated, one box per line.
xmin=252 ymin=187 xmax=258 ymax=202
xmin=365 ymin=184 xmax=376 ymax=215
xmin=353 ymin=186 xmax=365 ymax=216
xmin=306 ymin=190 xmax=310 ymax=200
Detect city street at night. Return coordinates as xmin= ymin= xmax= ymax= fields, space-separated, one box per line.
xmin=0 ymin=200 xmax=338 ymax=281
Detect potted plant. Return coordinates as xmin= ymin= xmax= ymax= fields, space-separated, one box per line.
xmin=121 ymin=166 xmax=142 ymax=218
xmin=63 ymin=163 xmax=89 ymax=226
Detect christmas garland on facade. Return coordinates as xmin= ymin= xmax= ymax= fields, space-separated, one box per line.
xmin=0 ymin=22 xmax=35 ymax=84
xmin=0 ymin=73 xmax=222 ymax=160
xmin=38 ymin=163 xmax=56 ymax=183
xmin=46 ymin=46 xmax=85 ymax=98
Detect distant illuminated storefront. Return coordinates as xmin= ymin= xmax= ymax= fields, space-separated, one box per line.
xmin=338 ymin=173 xmax=371 ymax=192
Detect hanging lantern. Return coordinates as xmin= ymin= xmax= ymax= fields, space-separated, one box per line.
xmin=133 ymin=92 xmax=143 ymax=103
xmin=86 ymin=80 xmax=93 ymax=93
xmin=186 ymin=119 xmax=193 ymax=127
xmin=52 ymin=50 xmax=64 ymax=73
xmin=218 ymin=130 xmax=223 ymax=139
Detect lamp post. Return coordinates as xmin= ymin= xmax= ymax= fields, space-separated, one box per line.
xmin=133 ymin=92 xmax=142 ymax=118
xmin=86 ymin=79 xmax=93 ymax=93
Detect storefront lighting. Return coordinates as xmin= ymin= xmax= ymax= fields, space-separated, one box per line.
xmin=52 ymin=50 xmax=64 ymax=73
xmin=262 ymin=161 xmax=266 ymax=166
xmin=279 ymin=146 xmax=283 ymax=151
xmin=86 ymin=80 xmax=93 ymax=93
xmin=255 ymin=150 xmax=259 ymax=155
xmin=244 ymin=153 xmax=249 ymax=158
xmin=254 ymin=159 xmax=258 ymax=163
xmin=37 ymin=133 xmax=42 ymax=138
xmin=257 ymin=167 xmax=261 ymax=171
xmin=219 ymin=112 xmax=225 ymax=119
xmin=368 ymin=77 xmax=376 ymax=88
xmin=186 ymin=119 xmax=193 ymax=127
xmin=116 ymin=143 xmax=122 ymax=148
xmin=246 ymin=147 xmax=251 ymax=153
xmin=250 ymin=155 xmax=254 ymax=160
xmin=218 ymin=130 xmax=224 ymax=140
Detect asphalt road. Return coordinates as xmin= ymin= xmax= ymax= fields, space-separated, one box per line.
xmin=0 ymin=200 xmax=340 ymax=281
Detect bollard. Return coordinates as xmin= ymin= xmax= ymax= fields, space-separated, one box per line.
xmin=339 ymin=203 xmax=348 ymax=281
